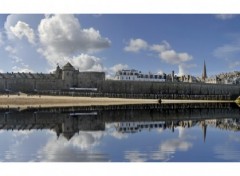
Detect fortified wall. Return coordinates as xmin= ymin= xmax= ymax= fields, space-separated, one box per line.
xmin=0 ymin=63 xmax=239 ymax=100
xmin=0 ymin=62 xmax=105 ymax=92
xmin=98 ymin=80 xmax=240 ymax=100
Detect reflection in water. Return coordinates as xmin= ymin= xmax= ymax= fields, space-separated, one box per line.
xmin=0 ymin=103 xmax=239 ymax=162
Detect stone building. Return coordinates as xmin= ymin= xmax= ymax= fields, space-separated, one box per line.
xmin=205 ymin=76 xmax=222 ymax=84
xmin=114 ymin=69 xmax=166 ymax=82
xmin=0 ymin=62 xmax=105 ymax=93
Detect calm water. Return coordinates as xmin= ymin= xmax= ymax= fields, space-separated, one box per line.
xmin=0 ymin=103 xmax=239 ymax=162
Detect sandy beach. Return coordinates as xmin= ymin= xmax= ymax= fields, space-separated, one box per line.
xmin=0 ymin=94 xmax=159 ymax=108
xmin=0 ymin=94 xmax=236 ymax=109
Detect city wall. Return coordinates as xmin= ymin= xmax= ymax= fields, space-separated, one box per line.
xmin=98 ymin=80 xmax=240 ymax=100
xmin=0 ymin=73 xmax=239 ymax=100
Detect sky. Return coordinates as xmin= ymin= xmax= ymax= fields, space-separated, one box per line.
xmin=0 ymin=14 xmax=240 ymax=78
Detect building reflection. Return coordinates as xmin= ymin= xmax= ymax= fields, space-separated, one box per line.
xmin=0 ymin=103 xmax=239 ymax=141
xmin=115 ymin=118 xmax=240 ymax=140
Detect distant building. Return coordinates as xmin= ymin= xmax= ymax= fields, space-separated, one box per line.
xmin=114 ymin=69 xmax=166 ymax=82
xmin=178 ymin=75 xmax=198 ymax=83
xmin=115 ymin=121 xmax=166 ymax=133
xmin=0 ymin=62 xmax=105 ymax=92
xmin=205 ymin=76 xmax=222 ymax=84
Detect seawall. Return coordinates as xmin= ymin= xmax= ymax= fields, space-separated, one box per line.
xmin=54 ymin=80 xmax=240 ymax=100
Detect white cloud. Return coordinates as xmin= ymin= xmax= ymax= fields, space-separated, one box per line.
xmin=157 ymin=70 xmax=164 ymax=75
xmin=124 ymin=38 xmax=148 ymax=53
xmin=106 ymin=63 xmax=129 ymax=79
xmin=12 ymin=64 xmax=33 ymax=73
xmin=69 ymin=54 xmax=105 ymax=71
xmin=106 ymin=123 xmax=129 ymax=139
xmin=178 ymin=63 xmax=196 ymax=76
xmin=4 ymin=14 xmax=43 ymax=40
xmin=215 ymin=14 xmax=237 ymax=20
xmin=124 ymin=138 xmax=193 ymax=162
xmin=124 ymin=151 xmax=148 ymax=162
xmin=38 ymin=131 xmax=108 ymax=162
xmin=5 ymin=45 xmax=17 ymax=54
xmin=150 ymin=41 xmax=170 ymax=52
xmin=109 ymin=63 xmax=129 ymax=73
xmin=160 ymin=139 xmax=193 ymax=152
xmin=0 ymin=32 xmax=4 ymax=46
xmin=160 ymin=50 xmax=192 ymax=65
xmin=229 ymin=61 xmax=240 ymax=69
xmin=10 ymin=21 xmax=35 ymax=44
xmin=10 ymin=55 xmax=23 ymax=63
xmin=124 ymin=39 xmax=192 ymax=65
xmin=213 ymin=43 xmax=240 ymax=58
xmin=38 ymin=14 xmax=111 ymax=66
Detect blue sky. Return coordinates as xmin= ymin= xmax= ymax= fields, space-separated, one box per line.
xmin=0 ymin=14 xmax=239 ymax=78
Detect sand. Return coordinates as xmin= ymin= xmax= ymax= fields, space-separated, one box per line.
xmin=0 ymin=94 xmax=236 ymax=109
xmin=0 ymin=94 xmax=158 ymax=108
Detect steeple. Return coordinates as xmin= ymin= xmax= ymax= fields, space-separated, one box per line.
xmin=201 ymin=121 xmax=207 ymax=143
xmin=202 ymin=60 xmax=207 ymax=81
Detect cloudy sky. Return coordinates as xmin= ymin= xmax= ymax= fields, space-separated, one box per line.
xmin=0 ymin=14 xmax=240 ymax=77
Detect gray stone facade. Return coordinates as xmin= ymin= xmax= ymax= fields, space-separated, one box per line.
xmin=0 ymin=62 xmax=105 ymax=92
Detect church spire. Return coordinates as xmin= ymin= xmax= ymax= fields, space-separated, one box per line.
xmin=202 ymin=60 xmax=207 ymax=81
xmin=202 ymin=121 xmax=207 ymax=143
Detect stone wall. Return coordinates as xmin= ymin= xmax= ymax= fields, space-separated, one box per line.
xmin=77 ymin=72 xmax=105 ymax=88
xmin=0 ymin=72 xmax=105 ymax=92
xmin=98 ymin=80 xmax=240 ymax=99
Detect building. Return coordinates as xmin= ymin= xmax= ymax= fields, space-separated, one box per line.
xmin=0 ymin=62 xmax=105 ymax=93
xmin=178 ymin=75 xmax=198 ymax=83
xmin=114 ymin=69 xmax=166 ymax=82
xmin=205 ymin=76 xmax=222 ymax=84
xmin=115 ymin=121 xmax=166 ymax=133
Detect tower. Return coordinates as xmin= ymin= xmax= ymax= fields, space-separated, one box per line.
xmin=202 ymin=60 xmax=207 ymax=81
xmin=62 ymin=62 xmax=75 ymax=88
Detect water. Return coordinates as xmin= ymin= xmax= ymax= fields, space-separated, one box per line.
xmin=0 ymin=103 xmax=239 ymax=162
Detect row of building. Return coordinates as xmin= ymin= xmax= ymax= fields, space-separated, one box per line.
xmin=114 ymin=61 xmax=240 ymax=85
xmin=115 ymin=118 xmax=240 ymax=142
xmin=0 ymin=60 xmax=239 ymax=93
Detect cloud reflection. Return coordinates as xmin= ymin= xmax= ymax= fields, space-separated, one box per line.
xmin=124 ymin=127 xmax=193 ymax=162
xmin=38 ymin=131 xmax=109 ymax=162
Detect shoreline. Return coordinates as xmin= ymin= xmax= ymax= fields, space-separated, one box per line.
xmin=0 ymin=94 xmax=237 ymax=109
